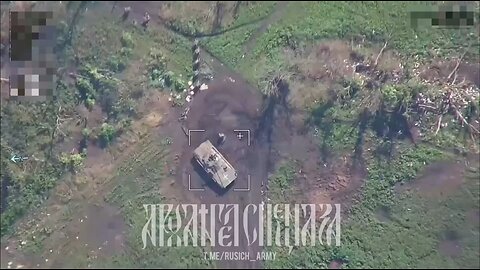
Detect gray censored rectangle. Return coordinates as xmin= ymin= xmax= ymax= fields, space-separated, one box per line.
xmin=8 ymin=8 xmax=56 ymax=101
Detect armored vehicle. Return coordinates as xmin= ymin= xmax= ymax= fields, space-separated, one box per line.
xmin=193 ymin=140 xmax=237 ymax=188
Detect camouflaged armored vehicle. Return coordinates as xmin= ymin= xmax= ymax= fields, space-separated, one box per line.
xmin=193 ymin=140 xmax=237 ymax=188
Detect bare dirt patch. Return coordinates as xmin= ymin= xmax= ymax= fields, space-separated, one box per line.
xmin=172 ymin=75 xmax=265 ymax=269
xmin=44 ymin=203 xmax=127 ymax=268
xmin=438 ymin=239 xmax=463 ymax=258
xmin=396 ymin=160 xmax=466 ymax=197
xmin=420 ymin=61 xmax=480 ymax=87
xmin=294 ymin=40 xmax=355 ymax=82
xmin=328 ymin=259 xmax=345 ymax=269
xmin=55 ymin=104 xmax=106 ymax=156
xmin=286 ymin=39 xmax=405 ymax=109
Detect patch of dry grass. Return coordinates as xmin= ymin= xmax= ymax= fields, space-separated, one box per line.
xmin=284 ymin=39 xmax=407 ymax=110
xmin=288 ymin=80 xmax=330 ymax=109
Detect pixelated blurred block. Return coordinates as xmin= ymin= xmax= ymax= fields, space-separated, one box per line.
xmin=10 ymin=10 xmax=55 ymax=61
xmin=9 ymin=74 xmax=25 ymax=91
xmin=30 ymin=88 xmax=39 ymax=97
xmin=10 ymin=88 xmax=18 ymax=97
xmin=409 ymin=3 xmax=476 ymax=29
xmin=31 ymin=74 xmax=39 ymax=83
xmin=25 ymin=74 xmax=39 ymax=90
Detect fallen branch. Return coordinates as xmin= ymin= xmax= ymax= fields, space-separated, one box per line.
xmin=452 ymin=71 xmax=458 ymax=85
xmin=53 ymin=106 xmax=70 ymax=138
xmin=447 ymin=43 xmax=471 ymax=81
xmin=453 ymin=106 xmax=480 ymax=134
xmin=435 ymin=114 xmax=443 ymax=135
xmin=418 ymin=104 xmax=438 ymax=111
xmin=68 ymin=72 xmax=88 ymax=80
xmin=374 ymin=41 xmax=388 ymax=67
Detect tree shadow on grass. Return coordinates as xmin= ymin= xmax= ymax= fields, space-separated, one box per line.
xmin=307 ymin=101 xmax=335 ymax=163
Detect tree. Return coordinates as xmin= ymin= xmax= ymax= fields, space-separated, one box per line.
xmin=99 ymin=123 xmax=116 ymax=146
xmin=60 ymin=153 xmax=85 ymax=172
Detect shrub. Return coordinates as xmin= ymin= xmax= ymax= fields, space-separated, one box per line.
xmin=60 ymin=153 xmax=85 ymax=172
xmin=82 ymin=128 xmax=91 ymax=138
xmin=99 ymin=123 xmax=116 ymax=146
xmin=85 ymin=97 xmax=95 ymax=110
xmin=75 ymin=77 xmax=95 ymax=100
xmin=107 ymin=56 xmax=127 ymax=72
xmin=120 ymin=31 xmax=135 ymax=48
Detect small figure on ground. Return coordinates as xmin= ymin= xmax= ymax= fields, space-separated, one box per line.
xmin=217 ymin=133 xmax=226 ymax=146
xmin=111 ymin=1 xmax=117 ymax=13
xmin=122 ymin=6 xmax=131 ymax=21
xmin=141 ymin=12 xmax=151 ymax=29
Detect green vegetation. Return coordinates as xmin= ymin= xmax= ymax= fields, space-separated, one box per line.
xmin=361 ymin=145 xmax=446 ymax=210
xmin=82 ymin=128 xmax=91 ymax=139
xmin=380 ymin=84 xmax=415 ymax=110
xmin=244 ymin=2 xmax=479 ymax=268
xmin=268 ymin=161 xmax=297 ymax=204
xmin=251 ymin=2 xmax=477 ymax=58
xmin=1 ymin=1 xmax=184 ymax=236
xmin=201 ymin=1 xmax=480 ymax=85
xmin=0 ymin=162 xmax=61 ymax=236
xmin=202 ymin=1 xmax=278 ymax=67
xmin=120 ymin=31 xmax=135 ymax=48
xmin=144 ymin=47 xmax=191 ymax=94
xmin=266 ymin=145 xmax=479 ymax=269
xmin=99 ymin=123 xmax=117 ymax=146
xmin=1 ymin=1 xmax=478 ymax=268
xmin=60 ymin=152 xmax=86 ymax=172
xmin=97 ymin=135 xmax=210 ymax=268
xmin=0 ymin=100 xmax=62 ymax=236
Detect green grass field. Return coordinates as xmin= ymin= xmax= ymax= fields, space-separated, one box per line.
xmin=99 ymin=134 xmax=211 ymax=269
xmin=266 ymin=146 xmax=479 ymax=269
xmin=202 ymin=1 xmax=479 ymax=84
xmin=1 ymin=1 xmax=478 ymax=269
